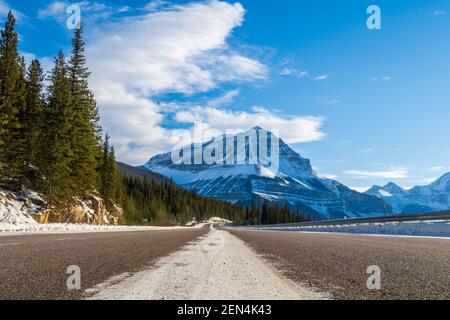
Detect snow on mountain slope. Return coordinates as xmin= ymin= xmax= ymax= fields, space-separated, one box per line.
xmin=365 ymin=173 xmax=450 ymax=214
xmin=143 ymin=127 xmax=391 ymax=219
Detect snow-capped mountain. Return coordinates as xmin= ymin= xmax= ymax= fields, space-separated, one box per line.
xmin=142 ymin=127 xmax=391 ymax=219
xmin=365 ymin=173 xmax=450 ymax=214
xmin=366 ymin=182 xmax=407 ymax=198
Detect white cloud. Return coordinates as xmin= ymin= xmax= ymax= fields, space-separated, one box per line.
xmin=372 ymin=76 xmax=392 ymax=82
xmin=88 ymin=1 xmax=266 ymax=96
xmin=314 ymin=74 xmax=328 ymax=81
xmin=279 ymin=68 xmax=308 ymax=78
xmin=144 ymin=0 xmax=170 ymax=12
xmin=277 ymin=58 xmax=308 ymax=78
xmin=343 ymin=168 xmax=409 ymax=179
xmin=173 ymin=106 xmax=325 ymax=145
xmin=207 ymin=89 xmax=240 ymax=108
xmin=359 ymin=148 xmax=375 ymax=153
xmin=35 ymin=1 xmax=324 ymax=165
xmin=38 ymin=1 xmax=70 ymax=20
xmin=279 ymin=68 xmax=292 ymax=76
xmin=427 ymin=166 xmax=450 ymax=172
xmin=38 ymin=1 xmax=112 ymax=24
xmin=118 ymin=6 xmax=131 ymax=13
xmin=79 ymin=1 xmax=271 ymax=164
xmin=433 ymin=10 xmax=446 ymax=16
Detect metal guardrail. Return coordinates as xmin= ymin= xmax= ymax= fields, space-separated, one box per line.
xmin=248 ymin=211 xmax=450 ymax=229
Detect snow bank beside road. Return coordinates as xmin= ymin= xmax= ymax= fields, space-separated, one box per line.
xmin=185 ymin=217 xmax=232 ymax=227
xmin=204 ymin=217 xmax=232 ymax=224
xmin=0 ymin=223 xmax=194 ymax=234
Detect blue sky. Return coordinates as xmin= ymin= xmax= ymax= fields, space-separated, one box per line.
xmin=5 ymin=0 xmax=450 ymax=191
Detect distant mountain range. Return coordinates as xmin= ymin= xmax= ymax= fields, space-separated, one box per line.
xmin=135 ymin=127 xmax=450 ymax=219
xmin=365 ymin=173 xmax=450 ymax=214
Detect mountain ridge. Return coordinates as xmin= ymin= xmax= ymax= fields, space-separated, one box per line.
xmin=365 ymin=173 xmax=450 ymax=214
xmin=142 ymin=127 xmax=392 ymax=219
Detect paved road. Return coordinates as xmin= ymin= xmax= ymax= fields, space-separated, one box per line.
xmin=89 ymin=227 xmax=327 ymax=300
xmin=226 ymin=229 xmax=450 ymax=300
xmin=2 ymin=226 xmax=449 ymax=300
xmin=0 ymin=227 xmax=208 ymax=300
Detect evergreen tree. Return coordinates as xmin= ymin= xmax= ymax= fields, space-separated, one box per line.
xmin=24 ymin=59 xmax=45 ymax=169
xmin=119 ymin=173 xmax=244 ymax=226
xmin=67 ymin=26 xmax=101 ymax=194
xmin=0 ymin=11 xmax=27 ymax=189
xmin=41 ymin=51 xmax=74 ymax=204
xmin=100 ymin=134 xmax=121 ymax=209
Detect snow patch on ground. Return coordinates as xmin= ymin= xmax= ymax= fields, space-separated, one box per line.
xmin=203 ymin=217 xmax=232 ymax=224
xmin=87 ymin=227 xmax=328 ymax=300
xmin=185 ymin=217 xmax=232 ymax=227
xmin=0 ymin=190 xmax=41 ymax=226
xmin=0 ymin=222 xmax=206 ymax=235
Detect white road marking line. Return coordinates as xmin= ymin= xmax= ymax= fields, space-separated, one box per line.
xmin=56 ymin=238 xmax=75 ymax=241
xmin=0 ymin=242 xmax=21 ymax=247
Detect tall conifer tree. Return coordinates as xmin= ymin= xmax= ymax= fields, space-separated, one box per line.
xmin=100 ymin=134 xmax=121 ymax=209
xmin=0 ymin=11 xmax=27 ymax=189
xmin=67 ymin=26 xmax=101 ymax=194
xmin=42 ymin=51 xmax=74 ymax=204
xmin=24 ymin=59 xmax=45 ymax=169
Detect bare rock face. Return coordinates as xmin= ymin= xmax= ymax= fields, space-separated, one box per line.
xmin=1 ymin=188 xmax=124 ymax=226
xmin=48 ymin=195 xmax=122 ymax=225
xmin=109 ymin=204 xmax=124 ymax=225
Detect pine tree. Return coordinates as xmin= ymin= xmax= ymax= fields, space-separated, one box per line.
xmin=100 ymin=134 xmax=121 ymax=209
xmin=67 ymin=26 xmax=101 ymax=195
xmin=24 ymin=59 xmax=45 ymax=170
xmin=100 ymin=134 xmax=110 ymax=197
xmin=41 ymin=51 xmax=74 ymax=204
xmin=0 ymin=11 xmax=27 ymax=189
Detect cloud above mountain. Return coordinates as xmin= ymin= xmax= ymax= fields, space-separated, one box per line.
xmin=174 ymin=106 xmax=325 ymax=145
xmin=79 ymin=0 xmax=324 ymax=164
xmin=33 ymin=0 xmax=327 ymax=165
xmin=343 ymin=168 xmax=409 ymax=179
xmin=75 ymin=0 xmax=269 ymax=164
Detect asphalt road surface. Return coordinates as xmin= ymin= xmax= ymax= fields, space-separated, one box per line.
xmin=0 ymin=226 xmax=208 ymax=299
xmin=1 ymin=226 xmax=449 ymax=300
xmin=227 ymin=229 xmax=450 ymax=300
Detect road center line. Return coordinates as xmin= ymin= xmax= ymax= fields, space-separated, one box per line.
xmin=0 ymin=242 xmax=21 ymax=247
